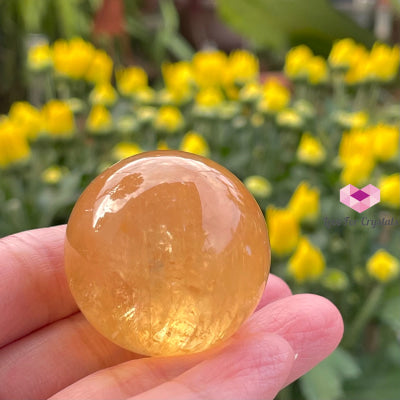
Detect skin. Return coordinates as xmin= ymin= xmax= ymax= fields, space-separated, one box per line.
xmin=0 ymin=226 xmax=343 ymax=400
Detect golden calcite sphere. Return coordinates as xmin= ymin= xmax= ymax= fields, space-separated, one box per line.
xmin=65 ymin=151 xmax=270 ymax=356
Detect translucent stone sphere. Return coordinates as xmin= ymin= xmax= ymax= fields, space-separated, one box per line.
xmin=65 ymin=151 xmax=270 ymax=356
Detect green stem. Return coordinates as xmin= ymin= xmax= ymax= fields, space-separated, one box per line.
xmin=343 ymin=284 xmax=384 ymax=349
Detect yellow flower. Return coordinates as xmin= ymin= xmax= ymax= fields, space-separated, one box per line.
xmin=288 ymin=181 xmax=320 ymax=223
xmin=89 ymin=82 xmax=117 ymax=106
xmin=339 ymin=128 xmax=374 ymax=165
xmin=9 ymin=101 xmax=42 ymax=140
xmin=284 ymin=45 xmax=313 ymax=80
xmin=85 ymin=50 xmax=113 ymax=84
xmin=195 ymin=87 xmax=224 ymax=107
xmin=116 ymin=67 xmax=148 ymax=97
xmin=276 ymin=108 xmax=303 ymax=129
xmin=162 ymin=61 xmax=193 ymax=103
xmin=288 ymin=237 xmax=325 ymax=283
xmin=239 ymin=82 xmax=263 ymax=102
xmin=157 ymin=140 xmax=170 ymax=150
xmin=27 ymin=42 xmax=52 ymax=70
xmin=112 ymin=142 xmax=143 ymax=161
xmin=154 ymin=106 xmax=184 ymax=133
xmin=344 ymin=44 xmax=369 ymax=84
xmin=340 ymin=154 xmax=375 ymax=186
xmin=180 ymin=131 xmax=210 ymax=157
xmin=306 ymin=56 xmax=328 ymax=84
xmin=372 ymin=124 xmax=399 ymax=162
xmin=321 ymin=269 xmax=349 ymax=291
xmin=368 ymin=42 xmax=400 ymax=82
xmin=334 ymin=110 xmax=368 ymax=129
xmin=297 ymin=132 xmax=326 ymax=165
xmin=86 ymin=105 xmax=112 ymax=133
xmin=41 ymin=165 xmax=68 ymax=184
xmin=192 ymin=50 xmax=228 ymax=87
xmin=135 ymin=86 xmax=155 ymax=104
xmin=266 ymin=206 xmax=300 ymax=256
xmin=136 ymin=106 xmax=157 ymax=124
xmin=0 ymin=117 xmax=31 ymax=168
xmin=42 ymin=100 xmax=75 ymax=137
xmin=366 ymin=249 xmax=399 ymax=283
xmin=224 ymin=49 xmax=259 ymax=86
xmin=329 ymin=38 xmax=357 ymax=69
xmin=244 ymin=176 xmax=271 ymax=198
xmin=257 ymin=79 xmax=290 ymax=113
xmin=294 ymin=99 xmax=316 ymax=120
xmin=379 ymin=173 xmax=400 ymax=209
xmin=53 ymin=38 xmax=95 ymax=79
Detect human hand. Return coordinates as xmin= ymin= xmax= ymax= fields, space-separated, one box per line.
xmin=0 ymin=226 xmax=343 ymax=400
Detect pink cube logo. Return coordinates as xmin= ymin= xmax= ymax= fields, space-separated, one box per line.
xmin=340 ymin=184 xmax=380 ymax=213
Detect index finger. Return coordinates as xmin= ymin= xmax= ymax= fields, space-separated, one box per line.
xmin=0 ymin=225 xmax=78 ymax=347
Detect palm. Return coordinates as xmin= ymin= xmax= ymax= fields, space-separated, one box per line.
xmin=0 ymin=226 xmax=343 ymax=400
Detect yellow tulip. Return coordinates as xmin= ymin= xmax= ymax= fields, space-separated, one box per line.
xmin=0 ymin=117 xmax=31 ymax=168
xmin=288 ymin=237 xmax=325 ymax=283
xmin=306 ymin=56 xmax=329 ymax=84
xmin=85 ymin=50 xmax=113 ymax=84
xmin=9 ymin=101 xmax=42 ymax=140
xmin=116 ymin=67 xmax=148 ymax=97
xmin=257 ymin=79 xmax=290 ymax=114
xmin=288 ymin=181 xmax=320 ymax=223
xmin=154 ymin=106 xmax=184 ymax=133
xmin=86 ymin=105 xmax=112 ymax=134
xmin=329 ymin=38 xmax=357 ymax=69
xmin=42 ymin=100 xmax=75 ymax=137
xmin=53 ymin=38 xmax=95 ymax=79
xmin=180 ymin=131 xmax=210 ymax=157
xmin=372 ymin=124 xmax=399 ymax=162
xmin=284 ymin=45 xmax=313 ymax=80
xmin=192 ymin=50 xmax=227 ymax=88
xmin=89 ymin=82 xmax=118 ymax=106
xmin=112 ymin=142 xmax=143 ymax=161
xmin=297 ymin=132 xmax=326 ymax=165
xmin=367 ymin=249 xmax=399 ymax=283
xmin=195 ymin=87 xmax=224 ymax=107
xmin=266 ymin=206 xmax=300 ymax=256
xmin=224 ymin=49 xmax=259 ymax=86
xmin=379 ymin=173 xmax=400 ymax=209
xmin=27 ymin=42 xmax=52 ymax=71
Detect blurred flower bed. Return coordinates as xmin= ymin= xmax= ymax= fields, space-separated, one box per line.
xmin=1 ymin=37 xmax=400 ymax=400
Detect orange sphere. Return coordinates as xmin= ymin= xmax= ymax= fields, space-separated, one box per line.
xmin=65 ymin=151 xmax=270 ymax=356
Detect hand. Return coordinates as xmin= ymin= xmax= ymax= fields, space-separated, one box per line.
xmin=0 ymin=226 xmax=343 ymax=400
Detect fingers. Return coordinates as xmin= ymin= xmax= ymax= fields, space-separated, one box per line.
xmin=0 ymin=226 xmax=77 ymax=348
xmin=0 ymin=273 xmax=289 ymax=400
xmin=243 ymin=293 xmax=344 ymax=385
xmin=50 ymin=293 xmax=342 ymax=400
xmin=129 ymin=334 xmax=294 ymax=400
xmin=255 ymin=274 xmax=292 ymax=311
xmin=0 ymin=313 xmax=140 ymax=400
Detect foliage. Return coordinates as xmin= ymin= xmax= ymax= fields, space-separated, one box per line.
xmin=1 ymin=37 xmax=400 ymax=400
xmin=216 ymin=0 xmax=375 ymax=56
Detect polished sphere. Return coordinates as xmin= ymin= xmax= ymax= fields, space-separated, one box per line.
xmin=65 ymin=151 xmax=270 ymax=356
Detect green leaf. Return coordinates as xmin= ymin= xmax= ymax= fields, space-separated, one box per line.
xmin=300 ymin=348 xmax=360 ymax=400
xmin=165 ymin=35 xmax=194 ymax=61
xmin=159 ymin=0 xmax=178 ymax=33
xmin=341 ymin=367 xmax=400 ymax=400
xmin=379 ymin=296 xmax=400 ymax=332
xmin=17 ymin=0 xmax=48 ymax=32
xmin=216 ymin=0 xmax=375 ymax=54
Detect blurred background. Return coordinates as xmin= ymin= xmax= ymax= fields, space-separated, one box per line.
xmin=1 ymin=1 xmax=400 ymax=399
